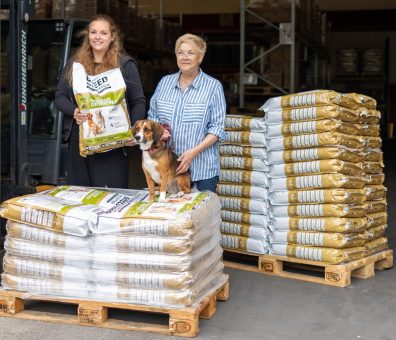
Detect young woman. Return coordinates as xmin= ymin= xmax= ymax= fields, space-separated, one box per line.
xmin=55 ymin=15 xmax=145 ymax=188
xmin=147 ymin=33 xmax=227 ymax=192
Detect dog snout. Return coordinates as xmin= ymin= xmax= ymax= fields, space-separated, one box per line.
xmin=135 ymin=134 xmax=141 ymax=142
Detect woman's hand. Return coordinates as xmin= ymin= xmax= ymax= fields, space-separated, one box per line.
xmin=176 ymin=148 xmax=198 ymax=174
xmin=73 ymin=108 xmax=87 ymax=125
xmin=126 ymin=139 xmax=137 ymax=146
xmin=162 ymin=128 xmax=171 ymax=142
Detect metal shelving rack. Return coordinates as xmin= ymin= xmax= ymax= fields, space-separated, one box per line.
xmin=239 ymin=0 xmax=297 ymax=107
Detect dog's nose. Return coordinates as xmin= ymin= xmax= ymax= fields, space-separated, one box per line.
xmin=135 ymin=135 xmax=141 ymax=142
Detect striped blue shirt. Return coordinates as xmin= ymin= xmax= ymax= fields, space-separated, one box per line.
xmin=147 ymin=69 xmax=227 ymax=181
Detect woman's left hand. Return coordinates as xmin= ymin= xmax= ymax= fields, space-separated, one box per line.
xmin=176 ymin=148 xmax=198 ymax=174
xmin=126 ymin=139 xmax=137 ymax=146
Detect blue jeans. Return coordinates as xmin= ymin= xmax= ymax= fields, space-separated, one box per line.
xmin=192 ymin=176 xmax=219 ymax=193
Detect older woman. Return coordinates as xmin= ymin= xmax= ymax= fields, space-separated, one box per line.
xmin=147 ymin=33 xmax=227 ymax=192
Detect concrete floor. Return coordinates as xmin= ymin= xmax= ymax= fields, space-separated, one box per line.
xmin=1 ymin=140 xmax=396 ymax=340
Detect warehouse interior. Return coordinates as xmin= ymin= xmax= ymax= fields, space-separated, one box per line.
xmin=1 ymin=0 xmax=396 ymax=339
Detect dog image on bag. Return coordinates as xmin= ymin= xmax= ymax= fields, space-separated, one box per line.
xmin=86 ymin=112 xmax=103 ymax=136
xmin=95 ymin=109 xmax=106 ymax=130
xmin=132 ymin=119 xmax=191 ymax=202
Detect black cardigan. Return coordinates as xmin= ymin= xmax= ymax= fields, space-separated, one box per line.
xmin=54 ymin=54 xmax=146 ymax=141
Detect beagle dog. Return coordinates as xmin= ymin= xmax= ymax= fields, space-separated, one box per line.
xmin=132 ymin=119 xmax=191 ymax=202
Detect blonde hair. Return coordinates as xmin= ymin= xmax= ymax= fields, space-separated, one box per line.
xmin=66 ymin=15 xmax=123 ymax=83
xmin=175 ymin=33 xmax=207 ymax=56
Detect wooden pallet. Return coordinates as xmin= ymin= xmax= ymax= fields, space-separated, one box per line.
xmin=223 ymin=249 xmax=393 ymax=287
xmin=0 ymin=275 xmax=229 ymax=337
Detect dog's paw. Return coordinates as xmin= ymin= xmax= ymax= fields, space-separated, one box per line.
xmin=168 ymin=191 xmax=184 ymax=199
xmin=158 ymin=191 xmax=167 ymax=202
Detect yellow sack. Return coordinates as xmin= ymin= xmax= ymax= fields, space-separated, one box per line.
xmin=271 ymin=203 xmax=366 ymax=218
xmin=270 ymin=243 xmax=367 ymax=264
xmin=365 ymin=237 xmax=388 ymax=255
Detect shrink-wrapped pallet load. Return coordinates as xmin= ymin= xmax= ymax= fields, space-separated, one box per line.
xmin=218 ymin=115 xmax=269 ymax=254
xmin=261 ymin=90 xmax=388 ymax=264
xmin=0 ymin=186 xmax=227 ymax=308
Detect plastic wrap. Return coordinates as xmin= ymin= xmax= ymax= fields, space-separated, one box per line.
xmin=269 ymin=230 xmax=366 ymax=248
xmin=365 ymin=173 xmax=385 ymax=185
xmin=5 ymin=235 xmax=221 ymax=272
xmin=367 ymin=212 xmax=387 ymax=228
xmin=365 ymin=199 xmax=387 ymax=214
xmin=363 ymin=149 xmax=383 ymax=163
xmin=366 ymin=185 xmax=386 ymax=201
xmin=269 ymin=216 xmax=367 ymax=233
xmin=365 ymin=225 xmax=387 ymax=241
xmin=3 ymin=251 xmax=223 ymax=290
xmin=267 ymin=147 xmax=364 ymax=164
xmin=365 ymin=237 xmax=388 ymax=255
xmin=363 ymin=161 xmax=384 ymax=174
xmin=1 ymin=265 xmax=227 ymax=308
xmin=269 ymin=243 xmax=367 ymax=264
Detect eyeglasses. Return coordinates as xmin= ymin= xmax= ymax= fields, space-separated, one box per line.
xmin=176 ymin=50 xmax=197 ymax=58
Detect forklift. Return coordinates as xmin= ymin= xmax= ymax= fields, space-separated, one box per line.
xmin=0 ymin=0 xmax=87 ymax=245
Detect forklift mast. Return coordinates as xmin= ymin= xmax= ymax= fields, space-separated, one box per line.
xmin=8 ymin=0 xmax=36 ymax=193
xmin=2 ymin=1 xmax=87 ymax=201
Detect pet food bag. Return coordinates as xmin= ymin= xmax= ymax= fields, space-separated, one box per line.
xmin=72 ymin=62 xmax=134 ymax=156
xmin=267 ymin=147 xmax=364 ymax=164
xmin=225 ymin=115 xmax=266 ymax=131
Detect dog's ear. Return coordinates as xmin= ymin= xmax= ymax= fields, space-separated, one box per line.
xmin=153 ymin=122 xmax=165 ymax=142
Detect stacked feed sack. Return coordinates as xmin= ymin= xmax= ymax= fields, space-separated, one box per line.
xmin=217 ymin=115 xmax=269 ymax=254
xmin=0 ymin=186 xmax=227 ymax=308
xmin=261 ymin=90 xmax=388 ymax=264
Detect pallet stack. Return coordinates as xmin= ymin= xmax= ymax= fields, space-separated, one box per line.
xmin=217 ymin=115 xmax=270 ymax=254
xmin=0 ymin=186 xmax=227 ymax=309
xmin=260 ymin=90 xmax=388 ymax=264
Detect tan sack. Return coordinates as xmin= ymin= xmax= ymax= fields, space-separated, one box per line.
xmin=269 ymin=188 xmax=366 ymax=205
xmin=217 ymin=183 xmax=269 ymax=200
xmin=220 ymin=156 xmax=269 ymax=171
xmin=225 ymin=115 xmax=265 ymax=131
xmin=261 ymin=90 xmax=376 ymax=112
xmin=365 ymin=237 xmax=388 ymax=255
xmin=266 ymin=132 xmax=365 ymax=151
xmin=219 ymin=169 xmax=269 ymax=186
xmin=269 ymin=173 xmax=365 ymax=191
xmin=269 ymin=216 xmax=367 ymax=233
xmin=220 ymin=221 xmax=267 ymax=239
xmin=263 ymin=105 xmax=360 ymax=124
xmin=367 ymin=212 xmax=388 ymax=228
xmin=269 ymin=159 xmax=363 ymax=178
xmin=221 ymin=209 xmax=270 ymax=228
xmin=270 ymin=243 xmax=367 ymax=264
xmin=270 ymin=203 xmax=366 ymax=218
xmin=220 ymin=234 xmax=268 ymax=254
xmin=219 ymin=144 xmax=267 ymax=159
xmin=267 ymin=146 xmax=364 ymax=164
xmin=265 ymin=119 xmax=359 ymax=138
xmin=269 ymin=230 xmax=366 ymax=248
